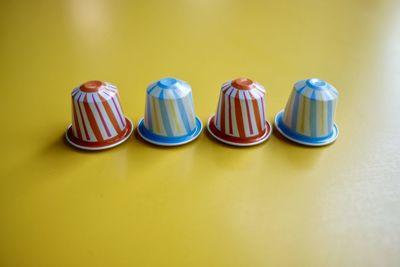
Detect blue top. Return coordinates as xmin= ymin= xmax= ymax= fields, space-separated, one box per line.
xmin=306 ymin=78 xmax=327 ymax=89
xmin=146 ymin=77 xmax=192 ymax=99
xmin=294 ymin=78 xmax=338 ymax=101
xmin=158 ymin=77 xmax=178 ymax=88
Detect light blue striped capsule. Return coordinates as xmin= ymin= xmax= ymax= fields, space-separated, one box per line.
xmin=275 ymin=78 xmax=339 ymax=146
xmin=138 ymin=77 xmax=203 ymax=146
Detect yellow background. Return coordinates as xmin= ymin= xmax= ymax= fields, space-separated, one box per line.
xmin=1 ymin=0 xmax=399 ymax=266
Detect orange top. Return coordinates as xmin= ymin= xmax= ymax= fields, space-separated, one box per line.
xmin=80 ymin=80 xmax=104 ymax=92
xmin=231 ymin=78 xmax=254 ymax=90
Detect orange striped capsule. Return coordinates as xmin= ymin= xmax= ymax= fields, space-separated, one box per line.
xmin=65 ymin=80 xmax=133 ymax=150
xmin=207 ymin=78 xmax=272 ymax=146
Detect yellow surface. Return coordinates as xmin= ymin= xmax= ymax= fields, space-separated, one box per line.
xmin=1 ymin=0 xmax=399 ymax=266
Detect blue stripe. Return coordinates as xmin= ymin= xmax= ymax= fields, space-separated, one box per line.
xmin=291 ymin=92 xmax=301 ymax=130
xmin=158 ymin=89 xmax=173 ymax=136
xmin=188 ymin=92 xmax=195 ymax=126
xmin=327 ymin=85 xmax=338 ymax=96
xmin=172 ymin=90 xmax=192 ymax=134
xmin=147 ymin=84 xmax=158 ymax=94
xmin=328 ymin=100 xmax=333 ymax=134
xmin=297 ymin=85 xmax=307 ymax=94
xmin=146 ymin=95 xmax=153 ymax=131
xmin=310 ymin=90 xmax=317 ymax=137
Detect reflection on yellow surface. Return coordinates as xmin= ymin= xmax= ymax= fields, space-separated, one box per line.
xmin=0 ymin=0 xmax=399 ymax=266
xmin=67 ymin=0 xmax=111 ymax=39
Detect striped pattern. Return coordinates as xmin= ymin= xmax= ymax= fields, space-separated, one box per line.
xmin=71 ymin=82 xmax=127 ymax=143
xmin=282 ymin=79 xmax=338 ymax=138
xmin=214 ymin=80 xmax=267 ymax=138
xmin=144 ymin=79 xmax=197 ymax=137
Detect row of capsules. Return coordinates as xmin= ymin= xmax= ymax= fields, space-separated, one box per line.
xmin=65 ymin=77 xmax=339 ymax=150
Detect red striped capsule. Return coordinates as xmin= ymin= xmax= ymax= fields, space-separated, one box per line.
xmin=65 ymin=80 xmax=133 ymax=150
xmin=207 ymin=78 xmax=272 ymax=146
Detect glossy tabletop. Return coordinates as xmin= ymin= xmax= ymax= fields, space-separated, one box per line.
xmin=0 ymin=0 xmax=399 ymax=266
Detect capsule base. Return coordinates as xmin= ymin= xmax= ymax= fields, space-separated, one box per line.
xmin=275 ymin=110 xmax=339 ymax=146
xmin=207 ymin=116 xmax=272 ymax=147
xmin=65 ymin=117 xmax=134 ymax=151
xmin=137 ymin=117 xmax=203 ymax=146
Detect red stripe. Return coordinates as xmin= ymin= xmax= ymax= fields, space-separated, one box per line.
xmin=227 ymin=89 xmax=234 ymax=135
xmin=234 ymin=92 xmax=245 ymax=138
xmin=261 ymin=96 xmax=265 ymax=126
xmin=253 ymin=89 xmax=266 ymax=124
xmin=77 ymin=93 xmax=90 ymax=141
xmin=215 ymin=95 xmax=221 ymax=128
xmin=249 ymin=91 xmax=263 ymax=134
xmin=244 ymin=94 xmax=254 ymax=135
xmin=222 ymin=85 xmax=231 ymax=94
xmin=72 ymin=88 xmax=79 ymax=97
xmin=216 ymin=84 xmax=230 ymax=128
xmin=99 ymin=93 xmax=123 ymax=134
xmin=83 ymin=94 xmax=103 ymax=142
xmin=112 ymin=94 xmax=126 ymax=128
xmin=92 ymin=94 xmax=111 ymax=137
xmin=72 ymin=100 xmax=82 ymax=140
xmin=220 ymin=92 xmax=226 ymax=134
xmin=103 ymin=91 xmax=125 ymax=127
